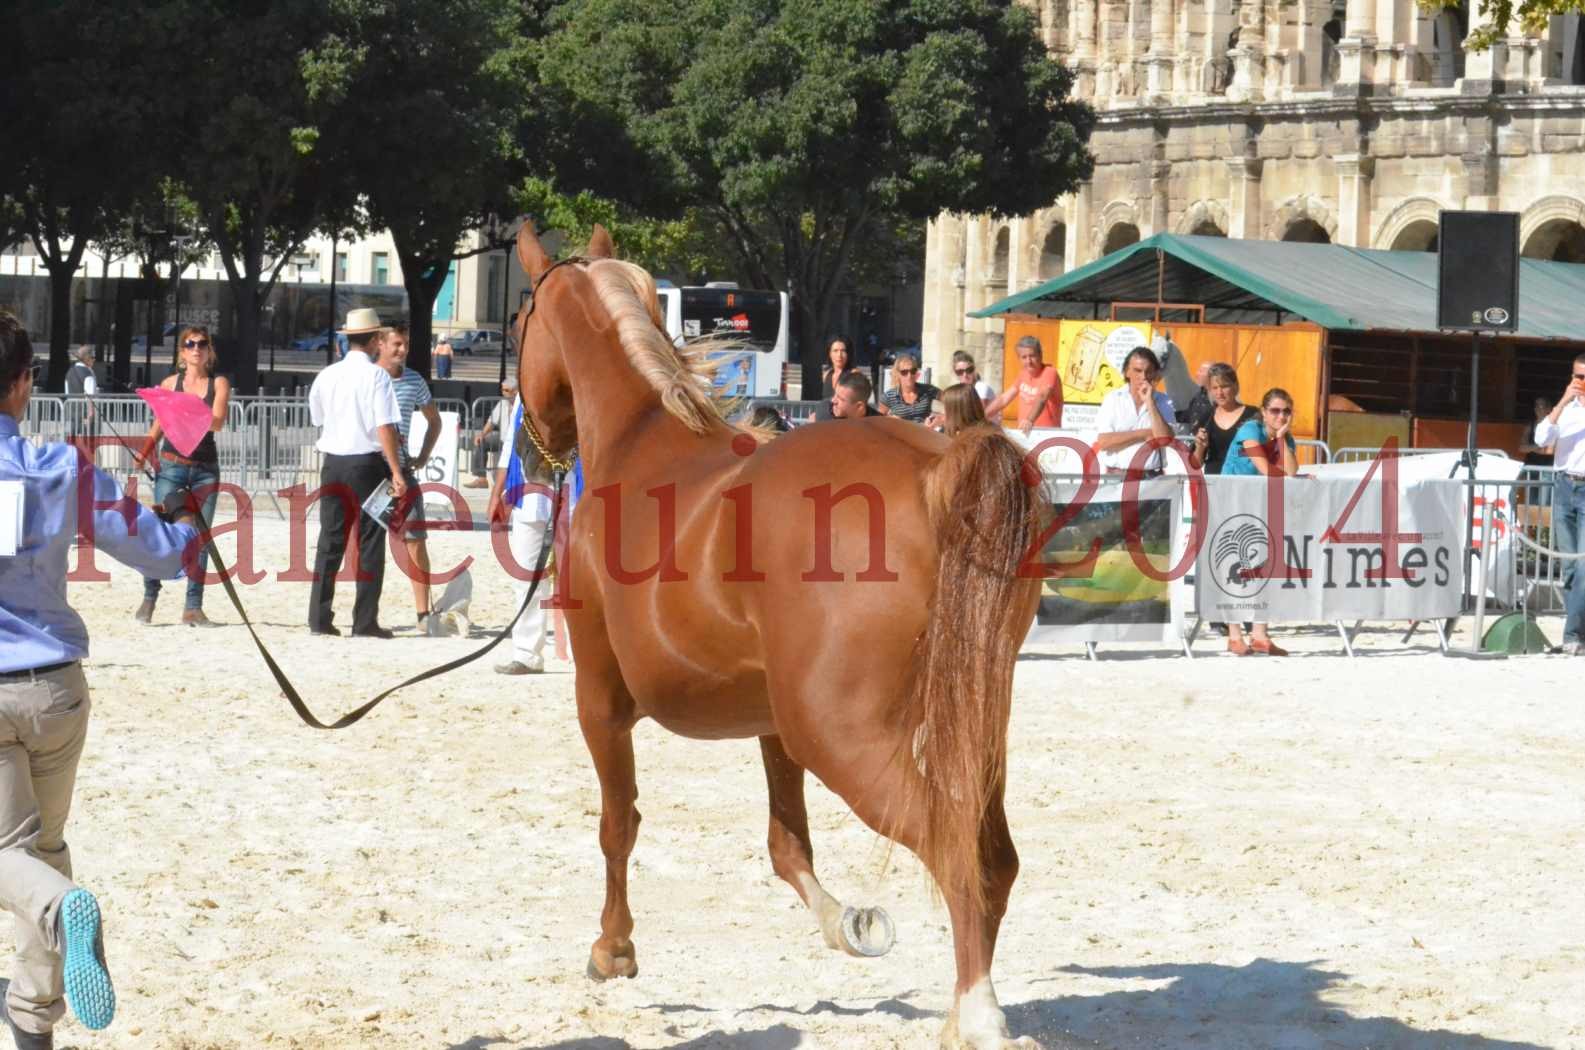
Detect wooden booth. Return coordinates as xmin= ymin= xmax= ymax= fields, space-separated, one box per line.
xmin=974 ymin=234 xmax=1585 ymax=457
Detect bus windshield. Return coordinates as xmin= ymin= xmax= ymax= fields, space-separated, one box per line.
xmin=679 ymin=289 xmax=783 ymax=351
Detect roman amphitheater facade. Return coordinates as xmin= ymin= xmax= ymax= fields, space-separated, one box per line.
xmin=922 ymin=0 xmax=1585 ymax=387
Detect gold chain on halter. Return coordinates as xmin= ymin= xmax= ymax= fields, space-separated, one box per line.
xmin=520 ymin=409 xmax=575 ymax=474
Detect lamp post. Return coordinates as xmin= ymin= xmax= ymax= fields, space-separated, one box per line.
xmin=326 ymin=229 xmax=339 ymax=367
xmin=485 ymin=214 xmax=517 ymax=386
xmin=170 ymin=232 xmax=193 ymax=377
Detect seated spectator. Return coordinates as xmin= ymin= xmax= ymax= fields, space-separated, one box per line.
xmin=824 ymin=371 xmax=874 ymax=420
xmin=879 ymin=352 xmax=940 ymax=424
xmin=950 ymin=351 xmax=997 ymax=405
xmin=1093 ymin=347 xmax=1176 ymax=476
xmin=465 ymin=381 xmax=515 ymax=488
xmin=749 ymin=403 xmax=791 ymax=433
xmin=986 ymin=335 xmax=1063 ymax=434
xmin=940 ymin=382 xmax=989 ymax=437
xmin=1222 ymin=387 xmax=1299 ymax=478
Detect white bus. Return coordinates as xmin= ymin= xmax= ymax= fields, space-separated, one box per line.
xmin=656 ymin=282 xmax=790 ymax=399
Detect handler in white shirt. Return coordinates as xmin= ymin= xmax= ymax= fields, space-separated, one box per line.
xmin=305 ymin=308 xmax=407 ymax=638
xmin=1093 ymin=346 xmax=1177 ymax=474
xmin=1533 ymin=353 xmax=1585 ymax=652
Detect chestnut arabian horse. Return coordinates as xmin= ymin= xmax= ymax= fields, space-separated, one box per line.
xmin=513 ymin=223 xmax=1046 ymax=1049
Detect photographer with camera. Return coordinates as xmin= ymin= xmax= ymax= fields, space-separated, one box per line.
xmin=1 ymin=309 xmax=200 ymax=1046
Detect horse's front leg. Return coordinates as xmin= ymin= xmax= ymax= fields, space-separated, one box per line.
xmin=577 ymin=665 xmax=641 ymax=980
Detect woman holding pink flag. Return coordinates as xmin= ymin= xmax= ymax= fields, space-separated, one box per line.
xmin=132 ymin=325 xmax=230 ymax=627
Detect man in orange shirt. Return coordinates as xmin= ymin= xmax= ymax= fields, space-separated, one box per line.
xmin=986 ymin=335 xmax=1063 ymax=434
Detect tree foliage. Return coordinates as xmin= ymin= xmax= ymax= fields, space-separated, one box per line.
xmin=1 ymin=1 xmax=170 ymax=386
xmin=540 ymin=0 xmax=1094 ymax=377
xmin=1421 ymin=0 xmax=1585 ymax=49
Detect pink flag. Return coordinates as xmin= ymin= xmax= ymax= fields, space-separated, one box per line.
xmin=137 ymin=387 xmax=212 ymax=458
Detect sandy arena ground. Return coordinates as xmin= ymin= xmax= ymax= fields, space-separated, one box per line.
xmin=25 ymin=506 xmax=1585 ymax=1050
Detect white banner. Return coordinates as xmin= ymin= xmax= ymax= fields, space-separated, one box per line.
xmin=1194 ymin=475 xmax=1465 ymax=622
xmin=408 ymin=410 xmax=461 ymax=508
xmin=1024 ymin=478 xmax=1192 ymax=644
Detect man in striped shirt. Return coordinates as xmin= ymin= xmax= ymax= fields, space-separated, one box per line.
xmin=377 ymin=325 xmax=441 ymax=627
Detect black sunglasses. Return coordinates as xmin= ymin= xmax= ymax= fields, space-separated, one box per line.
xmin=184 ymin=338 xmax=210 ymax=349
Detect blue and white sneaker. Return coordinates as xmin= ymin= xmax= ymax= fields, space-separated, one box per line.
xmin=56 ymin=889 xmax=114 ymax=1031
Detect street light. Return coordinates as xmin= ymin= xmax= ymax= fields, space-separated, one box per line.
xmin=484 ymin=214 xmax=517 ymax=386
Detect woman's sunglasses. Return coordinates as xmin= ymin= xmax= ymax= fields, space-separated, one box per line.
xmin=954 ymin=366 xmax=974 ymax=376
xmin=184 ymin=338 xmax=210 ymax=349
xmin=897 ymin=368 xmax=918 ymax=376
xmin=1266 ymin=406 xmax=1293 ymax=416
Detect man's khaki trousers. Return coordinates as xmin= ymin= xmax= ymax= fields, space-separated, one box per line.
xmin=0 ymin=663 xmax=88 ymax=1036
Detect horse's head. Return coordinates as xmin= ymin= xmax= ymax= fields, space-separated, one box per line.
xmin=512 ymin=221 xmax=617 ymax=466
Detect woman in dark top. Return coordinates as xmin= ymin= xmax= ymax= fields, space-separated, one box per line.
xmin=818 ymin=336 xmax=859 ymax=401
xmin=133 ymin=325 xmax=230 ymax=627
xmin=1189 ymin=363 xmax=1258 ymax=475
xmin=878 ymin=352 xmax=941 ymax=423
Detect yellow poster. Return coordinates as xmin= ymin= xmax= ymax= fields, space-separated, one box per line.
xmin=1054 ymin=319 xmax=1153 ymax=406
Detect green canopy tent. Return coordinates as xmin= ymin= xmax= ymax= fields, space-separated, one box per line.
xmin=971 ymin=232 xmax=1585 ymax=340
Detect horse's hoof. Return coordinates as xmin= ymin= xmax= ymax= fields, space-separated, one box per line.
xmin=837 ymin=905 xmax=896 ymax=958
xmin=586 ymin=945 xmax=638 ymax=981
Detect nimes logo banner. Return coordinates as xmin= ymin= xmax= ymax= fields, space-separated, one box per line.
xmin=1193 ymin=476 xmax=1464 ymax=623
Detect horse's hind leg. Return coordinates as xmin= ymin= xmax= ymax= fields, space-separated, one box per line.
xmin=759 ymin=736 xmax=895 ymax=958
xmin=831 ymin=760 xmax=1037 ymax=1049
xmin=578 ymin=669 xmax=642 ymax=980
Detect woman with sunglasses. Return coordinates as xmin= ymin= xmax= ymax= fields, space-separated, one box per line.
xmin=131 ymin=325 xmax=230 ymax=627
xmin=950 ymin=350 xmax=997 ymax=405
xmin=878 ymin=352 xmax=941 ymax=423
xmin=1219 ymin=387 xmax=1299 ymax=656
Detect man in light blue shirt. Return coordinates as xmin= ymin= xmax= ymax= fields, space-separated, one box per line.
xmin=0 ymin=310 xmax=197 ymax=1047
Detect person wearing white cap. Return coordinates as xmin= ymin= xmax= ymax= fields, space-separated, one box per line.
xmin=305 ymin=308 xmax=408 ymax=638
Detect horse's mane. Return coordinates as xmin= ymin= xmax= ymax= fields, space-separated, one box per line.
xmin=585 ymin=257 xmax=759 ymax=438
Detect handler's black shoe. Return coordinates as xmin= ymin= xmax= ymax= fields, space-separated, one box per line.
xmin=0 ymin=980 xmax=54 ymax=1049
xmin=352 ymin=625 xmax=395 ymax=639
xmin=308 ymin=624 xmax=342 ymax=637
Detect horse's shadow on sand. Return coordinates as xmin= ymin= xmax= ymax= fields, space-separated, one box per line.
xmin=1008 ymin=958 xmax=1549 ymax=1049
xmin=453 ymin=958 xmax=1550 ymax=1049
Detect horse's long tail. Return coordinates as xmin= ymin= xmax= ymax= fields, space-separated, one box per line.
xmin=903 ymin=425 xmax=1043 ymax=913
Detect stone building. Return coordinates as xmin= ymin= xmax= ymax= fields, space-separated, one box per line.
xmin=922 ymin=0 xmax=1585 ymax=388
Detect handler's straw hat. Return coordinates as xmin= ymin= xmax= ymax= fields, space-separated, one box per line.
xmin=340 ymin=307 xmax=383 ymax=334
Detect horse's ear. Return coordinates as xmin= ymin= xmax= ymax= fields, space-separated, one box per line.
xmin=516 ymin=221 xmax=553 ymax=282
xmin=587 ymin=224 xmax=614 ymax=259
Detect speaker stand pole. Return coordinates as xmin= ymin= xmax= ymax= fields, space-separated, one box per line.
xmin=1450 ymin=328 xmax=1504 ymax=659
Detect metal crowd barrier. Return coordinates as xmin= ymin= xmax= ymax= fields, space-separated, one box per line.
xmin=1334 ymin=445 xmax=1511 ymax=463
xmin=1504 ymin=466 xmax=1563 ymax=614
xmin=748 ymin=398 xmax=824 ymax=425
xmin=1294 ymin=438 xmax=1330 ymax=465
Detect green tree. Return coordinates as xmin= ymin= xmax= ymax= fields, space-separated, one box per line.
xmin=516 ymin=178 xmax=734 ymax=282
xmin=303 ymin=0 xmax=529 ymax=377
xmin=542 ymin=0 xmax=1094 ymax=391
xmin=2 ymin=2 xmax=168 ymax=388
xmin=174 ymin=0 xmax=355 ymax=393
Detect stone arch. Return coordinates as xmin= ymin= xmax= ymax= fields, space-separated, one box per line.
xmin=1267 ymin=194 xmax=1338 ymax=243
xmin=1176 ymin=200 xmax=1229 ymax=237
xmin=1101 ymin=222 xmax=1141 ymax=255
xmin=1038 ymin=220 xmax=1068 ymax=280
xmin=1373 ymin=197 xmax=1446 ymax=251
xmin=1094 ymin=200 xmax=1140 ymax=257
xmin=1521 ymin=196 xmax=1585 ymax=261
xmin=988 ymin=224 xmax=1011 ymax=287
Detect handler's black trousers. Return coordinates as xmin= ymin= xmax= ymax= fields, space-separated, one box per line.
xmin=307 ymin=451 xmax=389 ymax=634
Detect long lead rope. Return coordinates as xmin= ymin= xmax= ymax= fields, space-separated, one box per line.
xmin=189 ymin=471 xmax=566 ymax=730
